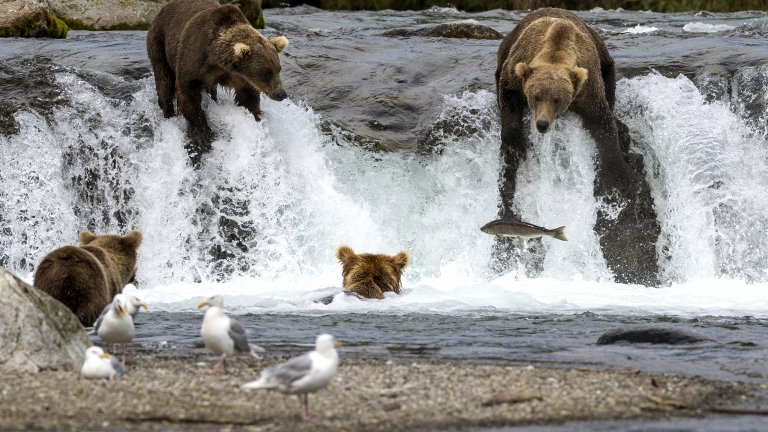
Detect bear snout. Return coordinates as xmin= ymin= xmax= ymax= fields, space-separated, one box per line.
xmin=536 ymin=119 xmax=550 ymax=133
xmin=270 ymin=88 xmax=288 ymax=101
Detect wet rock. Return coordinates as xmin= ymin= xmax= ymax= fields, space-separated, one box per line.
xmin=594 ymin=120 xmax=661 ymax=287
xmin=315 ymin=291 xmax=367 ymax=305
xmin=596 ymin=327 xmax=713 ymax=345
xmin=0 ymin=0 xmax=68 ymax=38
xmin=48 ymin=0 xmax=263 ymax=30
xmin=0 ymin=268 xmax=90 ymax=373
xmin=384 ymin=22 xmax=503 ymax=40
xmin=48 ymin=0 xmax=164 ymax=30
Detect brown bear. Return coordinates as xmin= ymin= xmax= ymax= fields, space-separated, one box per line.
xmin=146 ymin=0 xmax=289 ymax=166
xmin=495 ymin=7 xmax=630 ymax=203
xmin=33 ymin=230 xmax=142 ymax=326
xmin=494 ymin=8 xmax=661 ymax=285
xmin=336 ymin=246 xmax=410 ymax=300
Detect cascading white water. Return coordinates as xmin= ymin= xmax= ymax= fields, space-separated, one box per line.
xmin=617 ymin=71 xmax=768 ymax=284
xmin=1 ymin=68 xmax=767 ymax=316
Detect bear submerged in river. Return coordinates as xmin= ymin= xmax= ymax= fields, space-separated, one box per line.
xmin=147 ymin=0 xmax=289 ymax=167
xmin=33 ymin=230 xmax=142 ymax=326
xmin=495 ymin=8 xmax=660 ymax=286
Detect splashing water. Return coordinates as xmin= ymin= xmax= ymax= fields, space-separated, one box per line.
xmin=2 ymin=65 xmax=768 ymax=317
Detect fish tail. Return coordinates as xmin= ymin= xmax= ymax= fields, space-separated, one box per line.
xmin=551 ymin=226 xmax=567 ymax=241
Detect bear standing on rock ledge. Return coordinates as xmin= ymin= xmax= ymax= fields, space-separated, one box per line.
xmin=146 ymin=0 xmax=289 ymax=167
xmin=495 ymin=8 xmax=660 ymax=285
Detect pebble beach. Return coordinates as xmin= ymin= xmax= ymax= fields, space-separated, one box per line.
xmin=1 ymin=353 xmax=753 ymax=431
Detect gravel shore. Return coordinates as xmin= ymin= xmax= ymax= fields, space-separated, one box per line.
xmin=1 ymin=351 xmax=754 ymax=431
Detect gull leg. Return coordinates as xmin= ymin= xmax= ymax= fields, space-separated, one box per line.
xmin=208 ymin=355 xmax=226 ymax=375
xmin=300 ymin=394 xmax=314 ymax=421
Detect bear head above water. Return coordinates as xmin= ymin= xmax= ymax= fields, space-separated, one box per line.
xmin=336 ymin=245 xmax=410 ymax=300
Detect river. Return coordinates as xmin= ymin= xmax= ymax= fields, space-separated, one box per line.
xmin=1 ymin=6 xmax=767 ymax=429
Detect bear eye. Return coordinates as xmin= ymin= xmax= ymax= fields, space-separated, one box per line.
xmin=264 ymin=69 xmax=274 ymax=80
xmin=553 ymin=98 xmax=561 ymax=105
xmin=534 ymin=95 xmax=542 ymax=102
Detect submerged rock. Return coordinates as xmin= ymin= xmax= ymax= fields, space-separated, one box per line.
xmin=0 ymin=268 xmax=90 ymax=373
xmin=596 ymin=327 xmax=714 ymax=345
xmin=0 ymin=0 xmax=68 ymax=38
xmin=384 ymin=22 xmax=503 ymax=40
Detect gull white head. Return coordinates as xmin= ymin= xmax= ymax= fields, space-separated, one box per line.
xmin=197 ymin=294 xmax=224 ymax=309
xmin=112 ymin=293 xmax=129 ymax=318
xmin=126 ymin=294 xmax=149 ymax=317
xmin=315 ymin=333 xmax=341 ymax=355
xmin=84 ymin=346 xmax=110 ymax=360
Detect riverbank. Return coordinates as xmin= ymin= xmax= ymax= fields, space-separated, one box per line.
xmin=0 ymin=352 xmax=755 ymax=431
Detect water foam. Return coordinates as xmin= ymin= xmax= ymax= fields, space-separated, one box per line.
xmin=2 ymin=71 xmax=768 ymax=318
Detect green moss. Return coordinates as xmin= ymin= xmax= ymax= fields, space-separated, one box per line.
xmin=252 ymin=10 xmax=265 ymax=29
xmin=46 ymin=12 xmax=69 ymax=38
xmin=0 ymin=11 xmax=68 ymax=38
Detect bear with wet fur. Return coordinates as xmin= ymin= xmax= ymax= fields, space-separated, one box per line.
xmin=33 ymin=230 xmax=142 ymax=326
xmin=146 ymin=0 xmax=289 ymax=166
xmin=336 ymin=246 xmax=410 ymax=300
xmin=495 ymin=8 xmax=630 ymax=201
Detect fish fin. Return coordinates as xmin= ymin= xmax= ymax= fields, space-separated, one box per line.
xmin=552 ymin=226 xmax=567 ymax=241
xmin=496 ymin=234 xmax=503 ymax=240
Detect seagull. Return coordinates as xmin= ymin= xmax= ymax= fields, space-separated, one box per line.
xmin=125 ymin=294 xmax=149 ymax=319
xmin=92 ymin=293 xmax=135 ymax=361
xmin=242 ymin=333 xmax=340 ymax=421
xmin=197 ymin=295 xmax=264 ymax=374
xmin=80 ymin=346 xmax=124 ymax=380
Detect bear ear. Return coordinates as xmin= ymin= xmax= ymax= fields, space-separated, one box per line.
xmin=79 ymin=230 xmax=97 ymax=245
xmin=336 ymin=245 xmax=356 ymax=264
xmin=270 ymin=36 xmax=289 ymax=53
xmin=514 ymin=62 xmax=533 ymax=81
xmin=570 ymin=66 xmax=588 ymax=96
xmin=391 ymin=251 xmax=410 ymax=270
xmin=123 ymin=230 xmax=143 ymax=248
xmin=232 ymin=42 xmax=252 ymax=64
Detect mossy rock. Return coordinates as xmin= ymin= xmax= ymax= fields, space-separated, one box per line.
xmin=0 ymin=10 xmax=68 ymax=38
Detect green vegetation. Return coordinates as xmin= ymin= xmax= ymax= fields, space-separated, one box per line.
xmin=262 ymin=0 xmax=767 ymax=12
xmin=0 ymin=12 xmax=68 ymax=38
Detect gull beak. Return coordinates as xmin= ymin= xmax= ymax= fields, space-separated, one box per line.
xmin=335 ymin=340 xmax=342 ymax=348
xmin=141 ymin=303 xmax=149 ymax=310
xmin=196 ymin=300 xmax=208 ymax=309
xmin=101 ymin=353 xmax=111 ymax=359
xmin=119 ymin=305 xmax=127 ymax=318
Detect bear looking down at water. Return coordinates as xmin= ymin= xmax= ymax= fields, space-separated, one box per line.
xmin=496 ymin=7 xmax=628 ymax=193
xmin=494 ymin=8 xmax=660 ymax=286
xmin=146 ymin=0 xmax=289 ymax=167
xmin=33 ymin=230 xmax=142 ymax=326
xmin=336 ymin=246 xmax=410 ymax=300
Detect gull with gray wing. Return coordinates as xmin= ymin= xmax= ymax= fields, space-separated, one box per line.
xmin=242 ymin=333 xmax=340 ymax=421
xmin=197 ymin=294 xmax=264 ymax=374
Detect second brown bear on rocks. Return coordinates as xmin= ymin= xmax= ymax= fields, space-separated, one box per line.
xmin=146 ymin=0 xmax=289 ymax=166
xmin=336 ymin=246 xmax=410 ymax=300
xmin=33 ymin=230 xmax=142 ymax=326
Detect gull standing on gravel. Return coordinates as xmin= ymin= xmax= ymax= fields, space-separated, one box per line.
xmin=80 ymin=346 xmax=124 ymax=380
xmin=197 ymin=295 xmax=264 ymax=374
xmin=92 ymin=293 xmax=135 ymax=361
xmin=242 ymin=333 xmax=340 ymax=421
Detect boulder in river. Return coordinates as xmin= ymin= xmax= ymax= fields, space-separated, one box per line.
xmin=0 ymin=0 xmax=68 ymax=38
xmin=596 ymin=326 xmax=714 ymax=345
xmin=0 ymin=267 xmax=90 ymax=373
xmin=384 ymin=21 xmax=503 ymax=40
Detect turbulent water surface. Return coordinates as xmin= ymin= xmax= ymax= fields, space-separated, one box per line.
xmin=1 ymin=7 xmax=768 ymax=427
